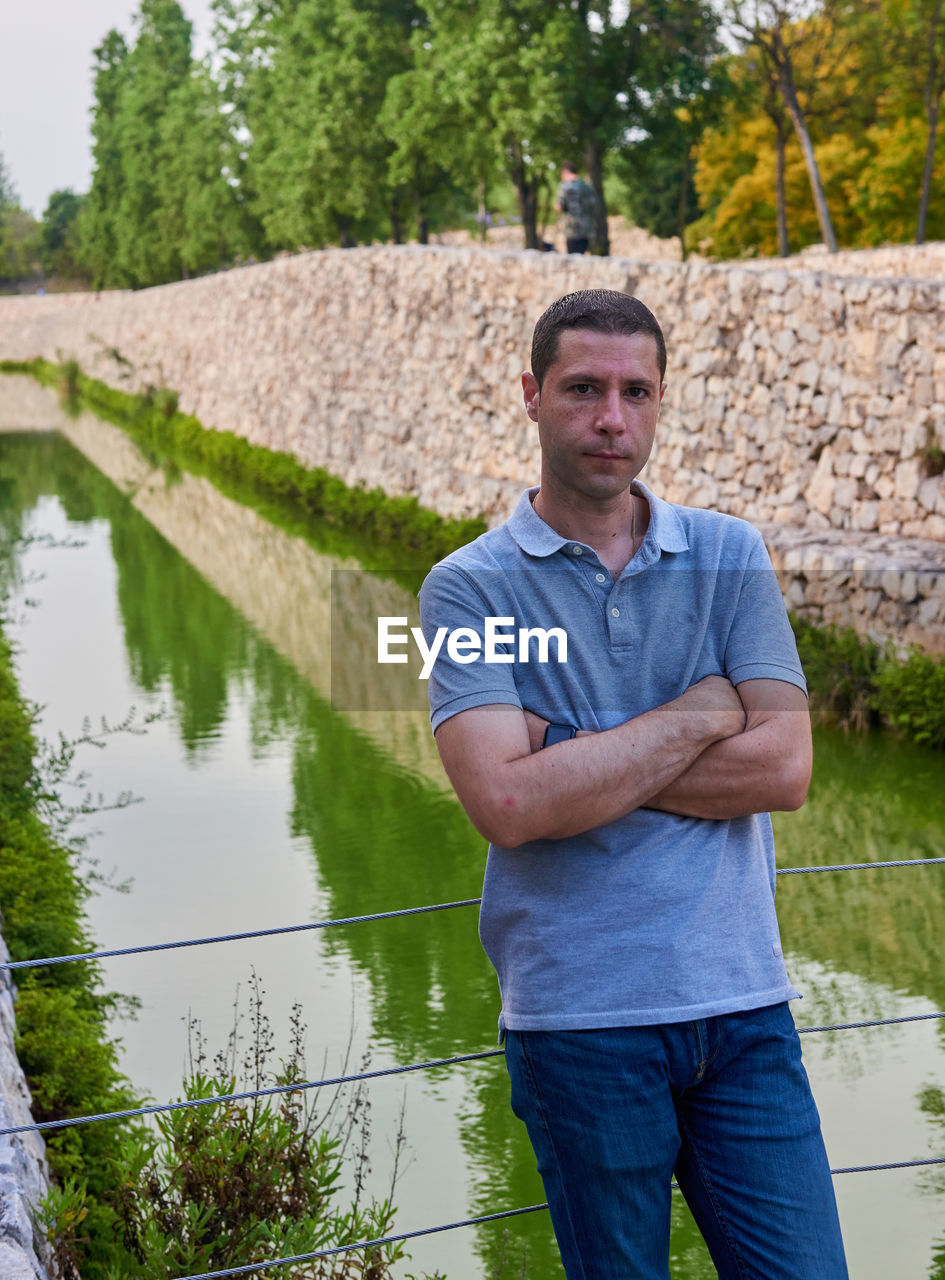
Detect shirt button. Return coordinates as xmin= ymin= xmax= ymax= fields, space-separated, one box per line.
xmin=611 ymin=607 xmax=620 ymax=618
xmin=572 ymin=545 xmax=583 ymax=556
xmin=595 ymin=573 xmax=607 ymax=584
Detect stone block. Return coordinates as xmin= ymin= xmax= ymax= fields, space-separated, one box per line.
xmin=894 ymin=458 xmax=922 ymax=500
xmin=795 ymin=359 xmax=820 ymax=389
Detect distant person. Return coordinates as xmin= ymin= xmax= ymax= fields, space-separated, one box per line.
xmin=555 ymin=163 xmax=597 ymax=255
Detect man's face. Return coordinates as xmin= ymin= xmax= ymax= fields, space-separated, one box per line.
xmin=522 ymin=328 xmax=666 ymax=507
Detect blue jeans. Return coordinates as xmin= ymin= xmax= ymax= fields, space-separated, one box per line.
xmin=505 ymin=1003 xmax=848 ymax=1280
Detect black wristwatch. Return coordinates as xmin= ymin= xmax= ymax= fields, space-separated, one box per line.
xmin=542 ymin=722 xmax=577 ymax=748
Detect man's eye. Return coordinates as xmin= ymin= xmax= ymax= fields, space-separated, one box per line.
xmin=572 ymin=383 xmax=594 ymax=395
xmin=626 ymin=387 xmax=647 ymax=399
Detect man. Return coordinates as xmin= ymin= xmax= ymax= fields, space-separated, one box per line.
xmin=418 ymin=289 xmax=848 ymax=1280
xmin=555 ymin=164 xmax=597 ymax=255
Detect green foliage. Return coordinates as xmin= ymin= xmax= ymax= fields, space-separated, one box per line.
xmin=791 ymin=615 xmax=880 ymax=730
xmin=41 ymin=978 xmax=426 ymax=1279
xmin=41 ymin=190 xmax=88 ymax=280
xmin=873 ymin=647 xmax=945 ymax=750
xmin=0 ymin=151 xmax=41 ymax=284
xmin=791 ymin=614 xmax=945 ymax=751
xmin=0 ymin=627 xmax=142 ymax=1278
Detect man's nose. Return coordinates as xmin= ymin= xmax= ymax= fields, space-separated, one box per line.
xmin=594 ymin=388 xmax=625 ymax=430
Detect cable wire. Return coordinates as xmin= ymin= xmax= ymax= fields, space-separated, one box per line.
xmin=4 ymin=855 xmax=945 ymax=975
xmin=0 ymin=898 xmax=483 ymax=973
xmin=173 ymin=1204 xmax=550 ymax=1280
xmin=777 ymin=857 xmax=945 ymax=875
xmin=0 ymin=1048 xmax=504 ymax=1138
xmin=4 ymin=1010 xmax=944 ymax=1140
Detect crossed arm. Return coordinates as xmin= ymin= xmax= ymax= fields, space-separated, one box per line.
xmin=433 ymin=677 xmax=812 ymax=848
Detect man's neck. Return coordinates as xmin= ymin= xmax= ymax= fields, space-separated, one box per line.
xmin=533 ymin=485 xmax=649 ymax=576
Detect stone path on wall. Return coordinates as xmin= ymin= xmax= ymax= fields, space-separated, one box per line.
xmin=0 ymin=936 xmax=53 ymax=1280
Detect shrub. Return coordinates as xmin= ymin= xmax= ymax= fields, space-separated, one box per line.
xmin=872 ymin=646 xmax=945 ymax=750
xmin=790 ymin=615 xmax=880 ymax=731
xmin=41 ymin=976 xmax=432 ymax=1280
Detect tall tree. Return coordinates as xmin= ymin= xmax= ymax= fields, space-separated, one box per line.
xmin=536 ymin=0 xmax=722 ymax=255
xmin=0 ymin=150 xmax=16 ymax=210
xmin=0 ymin=151 xmax=41 ymax=283
xmin=153 ymin=63 xmax=252 ymax=275
xmin=385 ymin=0 xmax=567 ymax=250
xmin=880 ymin=0 xmax=945 ymax=241
xmin=916 ymin=0 xmax=945 ymax=241
xmin=244 ymin=0 xmax=421 ymax=250
xmin=727 ymin=0 xmax=843 ymax=252
xmin=41 ymin=189 xmax=87 ymax=279
xmin=115 ymin=0 xmax=194 ymax=284
xmin=80 ymin=30 xmax=130 ymax=287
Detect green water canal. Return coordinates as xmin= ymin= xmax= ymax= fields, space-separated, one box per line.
xmin=1 ymin=410 xmax=944 ymax=1279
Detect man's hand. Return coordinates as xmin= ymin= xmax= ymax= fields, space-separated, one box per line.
xmin=521 ymin=679 xmax=805 ymax=822
xmin=674 ymin=674 xmax=747 ymax=740
xmin=646 ymin=678 xmax=811 ymax=819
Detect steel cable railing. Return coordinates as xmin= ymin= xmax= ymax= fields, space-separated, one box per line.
xmin=167 ymin=1152 xmax=945 ymax=1280
xmin=3 ymin=853 xmax=944 ymax=1276
xmin=3 ymin=1009 xmax=945 ymax=1140
xmin=3 ymin=857 xmax=945 ymax=976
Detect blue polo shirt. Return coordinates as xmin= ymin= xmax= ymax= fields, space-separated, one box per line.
xmin=418 ymin=484 xmax=804 ymax=1031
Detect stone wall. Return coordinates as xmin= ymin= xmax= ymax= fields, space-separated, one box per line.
xmin=0 ymin=937 xmax=53 ymax=1280
xmin=0 ymin=244 xmax=944 ymax=544
xmin=1 ymin=245 xmax=944 ymax=653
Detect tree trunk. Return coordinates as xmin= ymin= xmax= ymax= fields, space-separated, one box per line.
xmin=917 ymin=101 xmax=940 ymax=243
xmin=584 ymin=139 xmax=609 ymax=256
xmin=775 ymin=125 xmax=790 ymax=257
xmin=777 ymin=60 xmax=837 ymax=253
xmin=510 ymin=143 xmax=540 ymax=249
xmin=677 ymin=147 xmax=691 ymax=262
xmin=918 ymin=0 xmax=944 ymax=244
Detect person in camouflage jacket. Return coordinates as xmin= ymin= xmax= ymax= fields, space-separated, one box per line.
xmin=555 ymin=164 xmax=597 ymax=254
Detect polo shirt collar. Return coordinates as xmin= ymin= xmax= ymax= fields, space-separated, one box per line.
xmin=507 ymin=482 xmax=690 ymax=559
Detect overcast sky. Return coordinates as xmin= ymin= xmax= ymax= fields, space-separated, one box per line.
xmin=0 ymin=1 xmax=216 ymax=217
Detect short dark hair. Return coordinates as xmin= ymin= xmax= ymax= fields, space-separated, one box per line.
xmin=530 ymin=290 xmax=667 ymax=388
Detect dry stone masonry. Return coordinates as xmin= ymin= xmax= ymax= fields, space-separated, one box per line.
xmin=0 ymin=243 xmax=943 ymax=654
xmin=0 ymin=937 xmax=53 ymax=1280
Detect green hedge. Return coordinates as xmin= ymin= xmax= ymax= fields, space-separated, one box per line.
xmin=0 ymin=628 xmax=142 ymax=1278
xmin=0 ymin=357 xmax=486 ymax=589
xmin=791 ymin=616 xmax=945 ymax=749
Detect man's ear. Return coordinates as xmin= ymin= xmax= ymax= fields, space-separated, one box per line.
xmin=522 ymin=371 xmax=540 ymax=422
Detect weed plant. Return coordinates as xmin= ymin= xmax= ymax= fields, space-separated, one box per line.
xmin=42 ymin=973 xmax=439 ymax=1280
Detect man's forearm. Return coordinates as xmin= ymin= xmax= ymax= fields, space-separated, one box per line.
xmin=643 ymin=714 xmax=812 ymax=818
xmin=436 ymin=677 xmax=745 ymax=847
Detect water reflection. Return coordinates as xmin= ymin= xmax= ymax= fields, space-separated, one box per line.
xmin=1 ymin=391 xmax=945 ymax=1277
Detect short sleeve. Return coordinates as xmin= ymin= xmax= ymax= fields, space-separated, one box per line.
xmin=418 ymin=566 xmax=524 ymax=733
xmin=724 ymin=532 xmax=807 ymax=694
